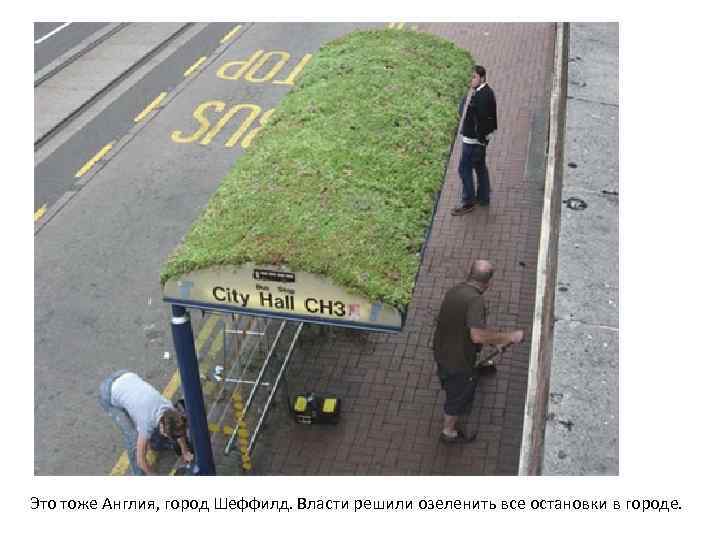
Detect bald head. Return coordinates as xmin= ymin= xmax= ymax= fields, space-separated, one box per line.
xmin=468 ymin=259 xmax=494 ymax=286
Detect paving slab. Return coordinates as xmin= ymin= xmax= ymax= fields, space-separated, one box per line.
xmin=555 ymin=188 xmax=619 ymax=326
xmin=563 ymin=100 xmax=619 ymax=194
xmin=543 ymin=321 xmax=619 ymax=474
xmin=566 ymin=23 xmax=619 ymax=106
xmin=543 ymin=22 xmax=619 ymax=475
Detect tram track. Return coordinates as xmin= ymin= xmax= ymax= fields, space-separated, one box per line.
xmin=34 ymin=22 xmax=251 ymax=235
xmin=34 ymin=22 xmax=194 ymax=151
xmin=34 ymin=23 xmax=128 ymax=88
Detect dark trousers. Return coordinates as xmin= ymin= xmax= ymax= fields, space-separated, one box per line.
xmin=458 ymin=142 xmax=491 ymax=205
xmin=437 ymin=364 xmax=478 ymax=416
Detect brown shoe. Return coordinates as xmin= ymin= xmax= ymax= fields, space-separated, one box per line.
xmin=451 ymin=204 xmax=475 ymax=216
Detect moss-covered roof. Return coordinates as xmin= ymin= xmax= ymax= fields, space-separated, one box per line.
xmin=161 ymin=29 xmax=472 ymax=308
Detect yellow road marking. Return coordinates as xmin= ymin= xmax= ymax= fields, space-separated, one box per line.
xmin=74 ymin=143 xmax=113 ymax=178
xmin=34 ymin=204 xmax=47 ymax=222
xmin=220 ymin=25 xmax=242 ymax=44
xmin=109 ymin=314 xmax=220 ymax=475
xmin=110 ymin=453 xmax=130 ymax=475
xmin=184 ymin=56 xmax=207 ymax=77
xmin=134 ymin=92 xmax=167 ymax=122
xmin=272 ymin=53 xmax=312 ymax=86
xmin=197 ymin=314 xmax=222 ymax=347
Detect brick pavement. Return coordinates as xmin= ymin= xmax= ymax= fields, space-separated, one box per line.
xmin=229 ymin=23 xmax=556 ymax=475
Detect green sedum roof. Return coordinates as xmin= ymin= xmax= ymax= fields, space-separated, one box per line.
xmin=161 ymin=29 xmax=473 ymax=309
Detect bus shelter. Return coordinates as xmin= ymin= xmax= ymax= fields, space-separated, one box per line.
xmin=159 ymin=29 xmax=471 ymax=474
xmin=163 ymin=265 xmax=404 ymax=474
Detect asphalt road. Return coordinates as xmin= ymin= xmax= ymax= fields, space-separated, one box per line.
xmin=34 ymin=22 xmax=240 ymax=213
xmin=34 ymin=22 xmax=110 ymax=73
xmin=34 ymin=22 xmax=383 ymax=475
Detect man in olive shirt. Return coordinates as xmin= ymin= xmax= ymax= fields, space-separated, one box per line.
xmin=433 ymin=260 xmax=524 ymax=444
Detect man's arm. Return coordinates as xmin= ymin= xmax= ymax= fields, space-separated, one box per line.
xmin=136 ymin=435 xmax=154 ymax=475
xmin=177 ymin=436 xmax=194 ymax=464
xmin=458 ymin=95 xmax=467 ymax=116
xmin=488 ymin=89 xmax=498 ymax=133
xmin=470 ymin=327 xmax=523 ymax=346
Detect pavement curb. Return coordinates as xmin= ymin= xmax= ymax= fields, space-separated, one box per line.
xmin=518 ymin=22 xmax=570 ymax=476
xmin=34 ymin=23 xmax=128 ymax=87
xmin=34 ymin=23 xmax=253 ymax=236
xmin=34 ymin=22 xmax=193 ymax=149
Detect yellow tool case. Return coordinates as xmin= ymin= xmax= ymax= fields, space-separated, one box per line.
xmin=292 ymin=392 xmax=341 ymax=425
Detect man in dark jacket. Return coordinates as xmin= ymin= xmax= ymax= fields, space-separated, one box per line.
xmin=452 ymin=65 xmax=498 ymax=216
xmin=432 ymin=260 xmax=523 ymax=443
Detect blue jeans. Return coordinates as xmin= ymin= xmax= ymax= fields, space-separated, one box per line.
xmin=98 ymin=370 xmax=145 ymax=475
xmin=458 ymin=142 xmax=490 ymax=205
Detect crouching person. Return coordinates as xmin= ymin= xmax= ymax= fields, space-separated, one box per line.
xmin=99 ymin=370 xmax=194 ymax=475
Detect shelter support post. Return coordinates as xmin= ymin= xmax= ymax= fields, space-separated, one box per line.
xmin=170 ymin=304 xmax=216 ymax=475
